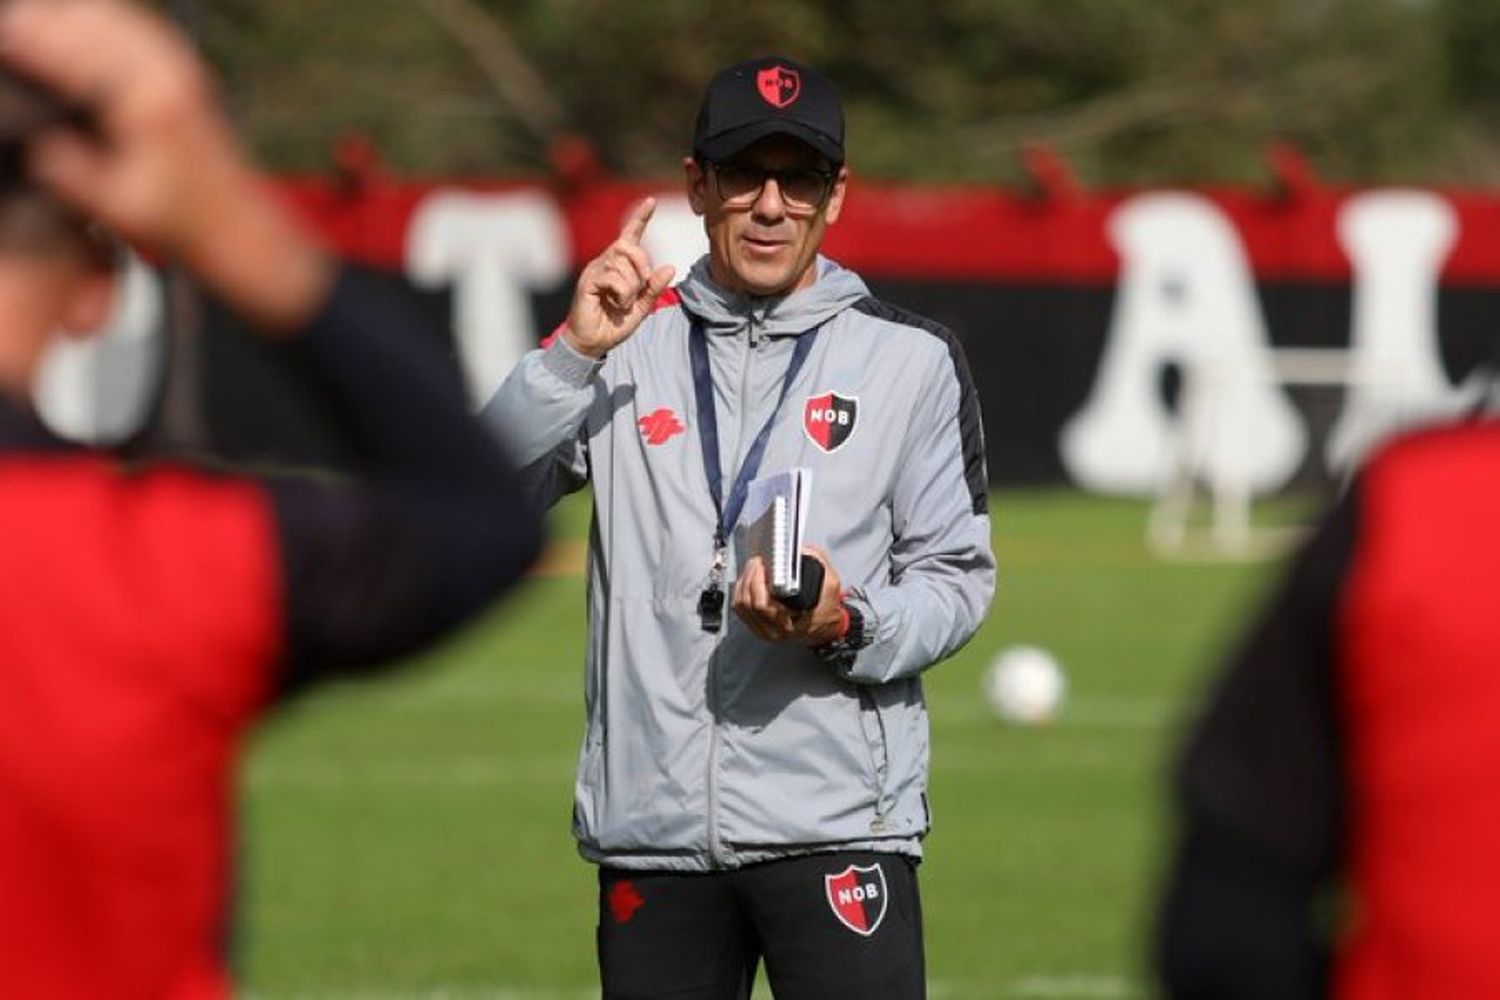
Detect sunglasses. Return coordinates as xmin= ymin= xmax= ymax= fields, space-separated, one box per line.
xmin=708 ymin=161 xmax=837 ymax=215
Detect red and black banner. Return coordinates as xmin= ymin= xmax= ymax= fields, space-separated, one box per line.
xmin=159 ymin=169 xmax=1500 ymax=490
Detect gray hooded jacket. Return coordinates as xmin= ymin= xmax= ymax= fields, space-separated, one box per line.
xmin=483 ymin=255 xmax=995 ymax=871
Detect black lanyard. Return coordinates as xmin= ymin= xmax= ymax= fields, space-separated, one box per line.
xmin=688 ymin=317 xmax=818 ymax=629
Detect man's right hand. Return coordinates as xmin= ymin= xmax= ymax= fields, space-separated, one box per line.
xmin=563 ymin=198 xmax=676 ymax=359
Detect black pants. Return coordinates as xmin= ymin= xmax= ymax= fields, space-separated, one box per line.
xmin=596 ymin=851 xmax=925 ymax=1000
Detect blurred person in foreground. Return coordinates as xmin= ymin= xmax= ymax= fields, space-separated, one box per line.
xmin=485 ymin=55 xmax=994 ymax=998
xmin=1156 ymin=421 xmax=1500 ymax=997
xmin=0 ymin=1 xmax=542 ymax=995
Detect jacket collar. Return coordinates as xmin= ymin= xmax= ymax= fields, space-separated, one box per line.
xmin=674 ymin=254 xmax=869 ymax=339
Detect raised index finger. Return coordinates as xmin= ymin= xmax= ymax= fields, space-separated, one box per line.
xmin=619 ymin=197 xmax=656 ymax=247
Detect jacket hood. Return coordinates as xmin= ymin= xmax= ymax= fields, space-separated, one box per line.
xmin=675 ymin=255 xmax=870 ymax=338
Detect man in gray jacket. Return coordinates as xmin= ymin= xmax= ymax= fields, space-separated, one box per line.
xmin=486 ymin=55 xmax=994 ymax=999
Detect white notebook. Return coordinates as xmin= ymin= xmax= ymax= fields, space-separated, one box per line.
xmin=742 ymin=467 xmax=813 ymax=597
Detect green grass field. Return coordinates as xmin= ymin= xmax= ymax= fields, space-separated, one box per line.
xmin=239 ymin=489 xmax=1307 ymax=999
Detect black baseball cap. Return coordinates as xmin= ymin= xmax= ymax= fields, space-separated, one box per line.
xmin=692 ymin=56 xmax=844 ymax=166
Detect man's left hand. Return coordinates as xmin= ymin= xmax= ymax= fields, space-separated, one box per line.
xmin=731 ymin=547 xmax=845 ymax=646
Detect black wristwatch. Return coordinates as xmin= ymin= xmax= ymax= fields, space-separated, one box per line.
xmin=814 ymin=602 xmax=866 ymax=668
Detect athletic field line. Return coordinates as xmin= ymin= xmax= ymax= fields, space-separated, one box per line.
xmin=244 ymin=975 xmax=1141 ymax=1000
xmin=244 ymin=754 xmax=576 ymax=789
xmin=1005 ymin=973 xmax=1140 ymax=997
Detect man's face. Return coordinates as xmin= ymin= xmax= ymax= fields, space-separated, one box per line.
xmin=686 ymin=134 xmax=848 ymax=298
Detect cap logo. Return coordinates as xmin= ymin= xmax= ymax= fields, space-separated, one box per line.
xmin=756 ymin=65 xmax=801 ymax=109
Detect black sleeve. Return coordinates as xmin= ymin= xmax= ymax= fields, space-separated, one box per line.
xmin=265 ymin=266 xmax=544 ymax=689
xmin=1156 ymin=489 xmax=1359 ymax=1000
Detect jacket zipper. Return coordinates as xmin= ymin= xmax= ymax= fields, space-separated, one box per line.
xmin=706 ymin=316 xmax=762 ymax=867
xmin=706 ymin=642 xmax=725 ymax=865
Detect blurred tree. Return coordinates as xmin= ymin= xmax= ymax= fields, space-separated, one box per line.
xmin=1434 ymin=0 xmax=1500 ymax=181
xmin=188 ymin=0 xmax=1491 ymax=186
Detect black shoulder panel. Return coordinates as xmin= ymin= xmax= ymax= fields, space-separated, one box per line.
xmin=852 ymin=296 xmax=988 ymax=515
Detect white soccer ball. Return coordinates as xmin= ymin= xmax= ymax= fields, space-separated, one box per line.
xmin=983 ymin=646 xmax=1066 ymax=725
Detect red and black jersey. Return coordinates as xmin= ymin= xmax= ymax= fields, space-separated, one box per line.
xmin=0 ymin=454 xmax=279 ymax=999
xmin=1158 ymin=419 xmax=1500 ymax=999
xmin=0 ymin=267 xmax=542 ymax=999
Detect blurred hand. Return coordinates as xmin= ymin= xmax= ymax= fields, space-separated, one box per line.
xmin=0 ymin=0 xmax=330 ymax=330
xmin=563 ymin=198 xmax=675 ymax=359
xmin=731 ymin=547 xmax=845 ymax=647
